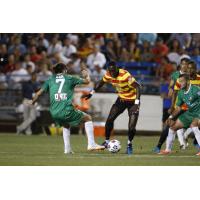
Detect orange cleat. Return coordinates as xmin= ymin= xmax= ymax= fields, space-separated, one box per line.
xmin=158 ymin=150 xmax=171 ymax=155
xmin=196 ymin=152 xmax=200 ymax=156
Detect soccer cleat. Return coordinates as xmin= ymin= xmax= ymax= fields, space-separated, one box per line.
xmin=87 ymin=144 xmax=105 ymax=151
xmin=158 ymin=150 xmax=171 ymax=155
xmin=64 ymin=149 xmax=74 ymax=154
xmin=180 ymin=145 xmax=186 ymax=150
xmin=153 ymin=146 xmax=160 ymax=153
xmin=126 ymin=144 xmax=133 ymax=155
xmin=196 ymin=151 xmax=200 ymax=156
xmin=101 ymin=141 xmax=109 ymax=149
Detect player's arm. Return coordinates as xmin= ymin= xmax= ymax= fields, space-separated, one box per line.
xmin=168 ymin=79 xmax=174 ymax=98
xmin=81 ymin=79 xmax=105 ymax=100
xmin=26 ymin=88 xmax=44 ymax=105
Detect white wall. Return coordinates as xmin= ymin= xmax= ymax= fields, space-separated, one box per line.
xmin=90 ymin=94 xmax=163 ymax=132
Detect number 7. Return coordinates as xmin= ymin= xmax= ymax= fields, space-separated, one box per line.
xmin=56 ymin=78 xmax=65 ymax=93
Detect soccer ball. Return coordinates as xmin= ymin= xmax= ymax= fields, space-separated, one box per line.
xmin=108 ymin=140 xmax=121 ymax=153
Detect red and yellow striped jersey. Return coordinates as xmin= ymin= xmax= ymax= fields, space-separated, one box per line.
xmin=174 ymin=74 xmax=200 ymax=110
xmin=102 ymin=69 xmax=137 ymax=100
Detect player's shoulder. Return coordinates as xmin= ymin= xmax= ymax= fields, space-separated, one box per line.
xmin=119 ymin=69 xmax=132 ymax=77
xmin=171 ymin=71 xmax=179 ymax=78
xmin=196 ymin=74 xmax=200 ymax=80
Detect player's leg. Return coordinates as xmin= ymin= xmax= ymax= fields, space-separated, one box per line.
xmin=190 ymin=119 xmax=200 ymax=155
xmin=153 ymin=109 xmax=170 ymax=153
xmin=177 ymin=128 xmax=187 ymax=149
xmin=159 ymin=119 xmax=184 ymax=154
xmin=103 ymin=98 xmax=126 ymax=147
xmin=81 ymin=113 xmax=105 ymax=150
xmin=63 ymin=124 xmax=73 ymax=154
xmin=126 ymin=104 xmax=139 ymax=154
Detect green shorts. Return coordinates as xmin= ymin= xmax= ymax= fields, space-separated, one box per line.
xmin=52 ymin=108 xmax=84 ymax=127
xmin=178 ymin=110 xmax=199 ymax=128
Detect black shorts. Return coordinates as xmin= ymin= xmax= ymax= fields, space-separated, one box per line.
xmin=114 ymin=97 xmax=139 ymax=116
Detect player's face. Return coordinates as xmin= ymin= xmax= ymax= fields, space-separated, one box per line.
xmin=180 ymin=61 xmax=188 ymax=72
xmin=187 ymin=64 xmax=196 ymax=76
xmin=179 ymin=77 xmax=188 ymax=89
xmin=108 ymin=66 xmax=119 ymax=78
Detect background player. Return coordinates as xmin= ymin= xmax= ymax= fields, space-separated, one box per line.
xmin=160 ymin=74 xmax=200 ymax=155
xmin=153 ymin=57 xmax=190 ymax=153
xmin=27 ymin=63 xmax=105 ymax=154
xmin=82 ymin=61 xmax=141 ymax=155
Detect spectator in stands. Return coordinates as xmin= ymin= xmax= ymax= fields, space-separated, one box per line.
xmin=37 ymin=63 xmax=52 ymax=82
xmin=167 ymin=39 xmax=182 ymax=65
xmin=62 ymin=37 xmax=77 ymax=58
xmin=0 ymin=44 xmax=8 ymax=67
xmin=191 ymin=47 xmax=200 ymax=71
xmin=9 ymin=61 xmax=30 ymax=89
xmin=156 ymin=56 xmax=175 ymax=80
xmin=168 ymin=33 xmax=192 ymax=49
xmin=152 ymin=37 xmax=169 ymax=63
xmin=68 ymin=53 xmax=81 ymax=74
xmin=128 ymin=42 xmax=141 ymax=61
xmin=47 ymin=34 xmax=63 ymax=56
xmin=37 ymin=33 xmax=49 ymax=49
xmin=140 ymin=40 xmax=153 ymax=62
xmin=37 ymin=37 xmax=48 ymax=53
xmin=91 ymin=61 xmax=106 ymax=82
xmin=78 ymin=37 xmax=94 ymax=58
xmin=17 ymin=72 xmax=40 ymax=135
xmin=119 ymin=47 xmax=129 ymax=62
xmin=21 ymin=53 xmax=36 ymax=72
xmin=0 ymin=68 xmax=8 ymax=89
xmin=3 ymin=54 xmax=16 ymax=74
xmin=105 ymin=40 xmax=118 ymax=61
xmin=86 ymin=44 xmax=106 ymax=71
xmin=138 ymin=33 xmax=157 ymax=46
xmin=29 ymin=45 xmax=42 ymax=64
xmin=8 ymin=35 xmax=27 ymax=55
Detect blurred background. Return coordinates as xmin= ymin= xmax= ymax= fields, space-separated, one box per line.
xmin=0 ymin=33 xmax=199 ymax=136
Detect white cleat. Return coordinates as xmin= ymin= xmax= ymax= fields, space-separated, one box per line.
xmin=64 ymin=149 xmax=74 ymax=154
xmin=87 ymin=144 xmax=105 ymax=151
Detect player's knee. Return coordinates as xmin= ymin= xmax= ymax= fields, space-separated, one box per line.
xmin=83 ymin=114 xmax=92 ymax=122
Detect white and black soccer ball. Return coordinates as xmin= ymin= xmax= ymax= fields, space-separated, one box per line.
xmin=108 ymin=140 xmax=121 ymax=153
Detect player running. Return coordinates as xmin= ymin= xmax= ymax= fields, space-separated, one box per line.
xmin=82 ymin=61 xmax=141 ymax=155
xmin=153 ymin=57 xmax=190 ymax=153
xmin=27 ymin=63 xmax=105 ymax=154
xmin=159 ymin=73 xmax=200 ymax=156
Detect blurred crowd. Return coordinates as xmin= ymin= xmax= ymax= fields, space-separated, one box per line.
xmin=1 ymin=33 xmax=200 ymax=90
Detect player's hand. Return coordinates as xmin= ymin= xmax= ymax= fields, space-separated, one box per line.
xmin=168 ymin=88 xmax=173 ymax=98
xmin=168 ymin=107 xmax=174 ymax=114
xmin=81 ymin=93 xmax=92 ymax=100
xmin=24 ymin=99 xmax=33 ymax=105
xmin=165 ymin=118 xmax=175 ymax=127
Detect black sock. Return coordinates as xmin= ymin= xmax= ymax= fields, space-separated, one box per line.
xmin=157 ymin=126 xmax=169 ymax=149
xmin=193 ymin=138 xmax=198 ymax=145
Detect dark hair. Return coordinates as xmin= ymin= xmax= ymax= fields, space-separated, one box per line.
xmin=180 ymin=57 xmax=190 ymax=63
xmin=188 ymin=60 xmax=197 ymax=70
xmin=108 ymin=61 xmax=117 ymax=67
xmin=179 ymin=73 xmax=190 ymax=81
xmin=53 ymin=63 xmax=66 ymax=74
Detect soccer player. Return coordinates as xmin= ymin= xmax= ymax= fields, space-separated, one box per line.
xmin=27 ymin=63 xmax=105 ymax=154
xmin=160 ymin=73 xmax=200 ymax=156
xmin=82 ymin=61 xmax=141 ymax=155
xmin=153 ymin=57 xmax=190 ymax=153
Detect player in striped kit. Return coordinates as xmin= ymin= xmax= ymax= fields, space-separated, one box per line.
xmin=82 ymin=61 xmax=141 ymax=155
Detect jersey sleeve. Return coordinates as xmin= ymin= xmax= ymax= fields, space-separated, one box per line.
xmin=41 ymin=79 xmax=49 ymax=92
xmin=102 ymin=71 xmax=111 ymax=83
xmin=174 ymin=79 xmax=181 ymax=91
xmin=176 ymin=91 xmax=184 ymax=107
xmin=171 ymin=72 xmax=176 ymax=82
xmin=72 ymin=76 xmax=84 ymax=86
xmin=127 ymin=75 xmax=136 ymax=86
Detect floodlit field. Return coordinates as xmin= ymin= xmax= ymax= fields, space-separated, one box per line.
xmin=0 ymin=134 xmax=199 ymax=166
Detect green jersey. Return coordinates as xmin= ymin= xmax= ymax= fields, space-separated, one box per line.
xmin=176 ymin=85 xmax=200 ymax=112
xmin=171 ymin=71 xmax=181 ymax=83
xmin=42 ymin=73 xmax=84 ymax=118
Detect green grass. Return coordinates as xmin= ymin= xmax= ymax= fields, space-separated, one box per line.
xmin=0 ymin=134 xmax=199 ymax=166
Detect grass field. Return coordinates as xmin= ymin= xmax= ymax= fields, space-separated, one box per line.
xmin=0 ymin=134 xmax=199 ymax=166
